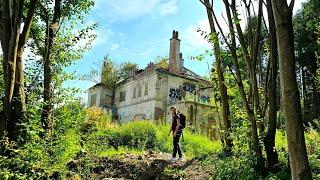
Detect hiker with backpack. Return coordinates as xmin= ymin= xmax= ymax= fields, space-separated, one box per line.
xmin=168 ymin=106 xmax=186 ymax=162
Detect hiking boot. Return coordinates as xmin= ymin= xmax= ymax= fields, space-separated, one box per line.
xmin=169 ymin=157 xmax=176 ymax=162
xmin=177 ymin=157 xmax=183 ymax=161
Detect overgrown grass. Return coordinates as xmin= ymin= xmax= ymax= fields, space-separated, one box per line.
xmin=0 ymin=106 xmax=319 ymax=179
xmin=205 ymin=127 xmax=320 ymax=179
xmin=83 ymin=107 xmax=221 ymax=159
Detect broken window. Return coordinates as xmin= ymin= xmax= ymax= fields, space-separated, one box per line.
xmin=90 ymin=94 xmax=97 ymax=107
xmin=138 ymin=85 xmax=141 ymax=97
xmin=145 ymin=83 xmax=148 ymax=96
xmin=133 ymin=87 xmax=136 ymax=98
xmin=120 ymin=91 xmax=126 ymax=102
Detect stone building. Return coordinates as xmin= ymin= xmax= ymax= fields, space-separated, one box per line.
xmin=88 ymin=31 xmax=219 ymax=138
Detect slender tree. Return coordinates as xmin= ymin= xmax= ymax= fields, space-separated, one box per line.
xmin=263 ymin=0 xmax=279 ymax=171
xmin=225 ymin=0 xmax=265 ymax=170
xmin=35 ymin=0 xmax=94 ymax=134
xmin=202 ymin=0 xmax=233 ymax=154
xmin=41 ymin=0 xmax=62 ymax=133
xmin=271 ymin=0 xmax=312 ymax=179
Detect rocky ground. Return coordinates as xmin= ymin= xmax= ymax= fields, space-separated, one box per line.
xmin=66 ymin=151 xmax=214 ymax=179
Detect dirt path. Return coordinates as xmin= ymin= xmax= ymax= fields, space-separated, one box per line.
xmin=67 ymin=151 xmax=214 ymax=179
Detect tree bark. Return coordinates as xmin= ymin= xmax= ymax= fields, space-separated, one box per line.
xmin=0 ymin=0 xmax=37 ymax=140
xmin=204 ymin=0 xmax=233 ymax=154
xmin=272 ymin=0 xmax=312 ymax=179
xmin=263 ymin=0 xmax=279 ymax=171
xmin=1 ymin=0 xmax=21 ymax=139
xmin=41 ymin=0 xmax=61 ymax=134
xmin=199 ymin=0 xmax=265 ymax=170
xmin=225 ymin=0 xmax=264 ymax=169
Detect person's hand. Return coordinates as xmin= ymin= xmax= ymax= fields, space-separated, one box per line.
xmin=173 ymin=131 xmax=177 ymax=137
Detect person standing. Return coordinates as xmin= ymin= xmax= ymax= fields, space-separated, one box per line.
xmin=168 ymin=107 xmax=183 ymax=162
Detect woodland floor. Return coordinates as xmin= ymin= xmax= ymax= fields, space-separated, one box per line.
xmin=66 ymin=151 xmax=214 ymax=179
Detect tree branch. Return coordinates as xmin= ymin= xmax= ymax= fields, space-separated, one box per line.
xmin=199 ymin=0 xmax=211 ymax=9
xmin=18 ymin=0 xmax=37 ymax=50
xmin=37 ymin=1 xmax=49 ymax=22
xmin=30 ymin=27 xmax=44 ymax=56
xmin=289 ymin=0 xmax=295 ymax=11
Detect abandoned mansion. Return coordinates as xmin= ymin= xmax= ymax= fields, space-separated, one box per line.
xmin=88 ymin=30 xmax=218 ymax=130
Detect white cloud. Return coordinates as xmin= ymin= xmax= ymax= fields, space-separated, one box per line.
xmin=182 ymin=18 xmax=211 ymax=49
xmin=139 ymin=48 xmax=154 ymax=57
xmin=159 ymin=0 xmax=178 ymax=16
xmin=95 ymin=0 xmax=178 ymax=22
xmin=92 ymin=28 xmax=113 ymax=47
xmin=110 ymin=43 xmax=120 ymax=50
xmin=211 ymin=0 xmax=308 ymax=37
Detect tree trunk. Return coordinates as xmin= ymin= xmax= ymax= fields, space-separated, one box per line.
xmin=301 ymin=64 xmax=307 ymax=122
xmin=272 ymin=0 xmax=312 ymax=179
xmin=41 ymin=22 xmax=54 ymax=132
xmin=252 ymin=0 xmax=263 ymax=117
xmin=1 ymin=0 xmax=21 ymax=140
xmin=11 ymin=49 xmax=27 ymax=139
xmin=204 ymin=0 xmax=233 ymax=154
xmin=41 ymin=0 xmax=61 ymax=134
xmin=263 ymin=0 xmax=279 ymax=171
xmin=0 ymin=0 xmax=36 ymax=141
xmin=111 ymin=84 xmax=118 ymax=123
xmin=225 ymin=0 xmax=264 ymax=169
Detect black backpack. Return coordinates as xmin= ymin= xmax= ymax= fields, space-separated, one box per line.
xmin=179 ymin=113 xmax=186 ymax=130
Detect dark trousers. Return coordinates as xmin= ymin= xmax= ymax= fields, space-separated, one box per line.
xmin=172 ymin=133 xmax=182 ymax=158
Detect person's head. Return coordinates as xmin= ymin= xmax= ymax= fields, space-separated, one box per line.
xmin=170 ymin=106 xmax=176 ymax=114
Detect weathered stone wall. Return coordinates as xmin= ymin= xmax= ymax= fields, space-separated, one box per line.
xmin=115 ymin=72 xmax=159 ymax=122
xmin=164 ymin=75 xmax=214 ymax=127
xmin=87 ymin=85 xmax=112 ymax=108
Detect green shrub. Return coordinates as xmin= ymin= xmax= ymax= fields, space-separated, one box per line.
xmin=305 ymin=129 xmax=320 ymax=178
xmin=210 ymin=155 xmax=257 ymax=180
xmin=84 ymin=121 xmax=157 ymax=155
xmin=83 ymin=119 xmax=221 ymax=159
xmin=154 ymin=123 xmax=222 ymax=158
xmin=120 ymin=121 xmax=157 ymax=149
xmin=182 ymin=130 xmax=221 ymax=158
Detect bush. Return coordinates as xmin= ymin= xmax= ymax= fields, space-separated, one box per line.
xmin=83 ymin=116 xmax=221 ymax=159
xmin=120 ymin=121 xmax=157 ymax=149
xmin=8 ymin=103 xmax=320 ymax=179
xmin=305 ymin=129 xmax=320 ymax=178
xmin=212 ymin=156 xmax=257 ymax=180
xmin=0 ymin=100 xmax=87 ymax=179
xmin=182 ymin=130 xmax=221 ymax=158
xmin=84 ymin=107 xmax=113 ymax=131
xmin=152 ymin=123 xmax=221 ymax=158
xmin=84 ymin=120 xmax=157 ymax=155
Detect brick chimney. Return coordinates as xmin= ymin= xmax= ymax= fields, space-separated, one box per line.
xmin=169 ymin=30 xmax=183 ymax=74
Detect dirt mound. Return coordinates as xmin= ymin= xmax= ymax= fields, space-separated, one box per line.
xmin=66 ymin=151 xmax=213 ymax=179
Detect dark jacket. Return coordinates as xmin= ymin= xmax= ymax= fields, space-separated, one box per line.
xmin=171 ymin=113 xmax=180 ymax=132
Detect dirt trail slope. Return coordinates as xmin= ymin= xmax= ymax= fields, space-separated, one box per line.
xmin=66 ymin=151 xmax=214 ymax=179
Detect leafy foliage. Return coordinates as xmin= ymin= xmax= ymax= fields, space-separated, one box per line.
xmin=87 ymin=55 xmax=138 ymax=88
xmin=294 ymin=0 xmax=320 ymax=123
xmin=154 ymin=56 xmax=169 ymax=69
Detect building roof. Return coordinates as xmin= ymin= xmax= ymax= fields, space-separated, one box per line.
xmin=88 ymin=82 xmax=107 ymax=90
xmin=89 ymin=63 xmax=210 ymax=90
xmin=113 ymin=63 xmax=210 ymax=86
xmin=156 ymin=67 xmax=210 ymax=83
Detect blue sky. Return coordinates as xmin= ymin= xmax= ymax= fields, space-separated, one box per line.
xmin=65 ymin=0 xmax=307 ymax=101
xmin=66 ymin=0 xmax=219 ymax=100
